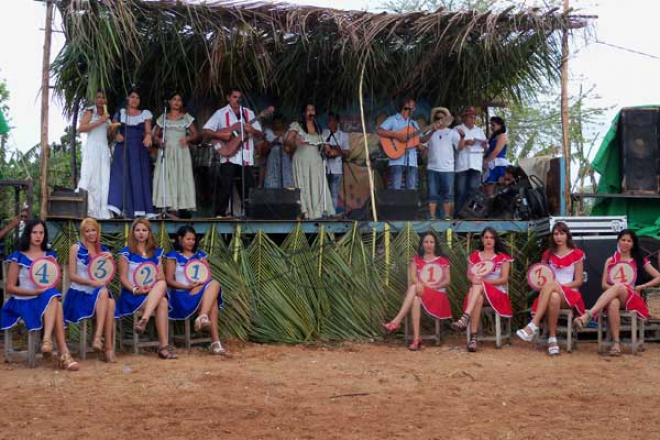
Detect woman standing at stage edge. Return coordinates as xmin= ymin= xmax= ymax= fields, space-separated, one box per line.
xmin=152 ymin=92 xmax=199 ymax=216
xmin=285 ymin=104 xmax=335 ymax=219
xmin=108 ymin=89 xmax=155 ymax=218
xmin=77 ymin=89 xmax=112 ymax=219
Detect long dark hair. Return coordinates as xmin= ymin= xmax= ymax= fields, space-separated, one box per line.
xmin=549 ymin=221 xmax=575 ymax=254
xmin=478 ymin=226 xmax=506 ymax=254
xmin=417 ymin=232 xmax=442 ymax=257
xmin=20 ymin=219 xmax=49 ymax=252
xmin=618 ymin=229 xmax=649 ymax=285
xmin=489 ymin=116 xmax=506 ymax=141
xmin=174 ymin=225 xmax=198 ymax=252
xmin=297 ymin=103 xmax=316 ymax=134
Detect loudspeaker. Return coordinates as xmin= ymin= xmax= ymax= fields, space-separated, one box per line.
xmin=620 ymin=108 xmax=660 ymax=194
xmin=247 ymin=188 xmax=301 ymax=220
xmin=375 ymin=189 xmax=419 ymax=220
xmin=48 ymin=187 xmax=88 ymax=219
xmin=456 ymin=191 xmax=492 ymax=219
xmin=574 ymin=237 xmax=618 ymax=309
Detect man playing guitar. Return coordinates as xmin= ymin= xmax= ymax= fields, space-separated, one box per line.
xmin=377 ymin=98 xmax=421 ymax=190
xmin=321 ymin=112 xmax=351 ymax=210
xmin=202 ymin=88 xmax=264 ymax=217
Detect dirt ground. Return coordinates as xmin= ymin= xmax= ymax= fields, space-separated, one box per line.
xmin=1 ymin=335 xmax=660 ymax=440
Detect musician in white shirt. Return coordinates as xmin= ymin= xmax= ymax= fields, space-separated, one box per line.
xmin=454 ymin=107 xmax=488 ymax=213
xmin=202 ymin=88 xmax=263 ymax=217
xmin=321 ymin=112 xmax=351 ymax=211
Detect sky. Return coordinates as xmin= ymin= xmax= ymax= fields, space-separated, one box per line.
xmin=1 ymin=0 xmax=659 ymax=162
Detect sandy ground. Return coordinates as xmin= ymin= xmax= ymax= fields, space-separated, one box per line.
xmin=1 ymin=335 xmax=660 ymax=440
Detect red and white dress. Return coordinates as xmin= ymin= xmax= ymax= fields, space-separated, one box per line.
xmin=601 ymin=251 xmax=650 ymax=321
xmin=532 ymin=248 xmax=586 ymax=316
xmin=413 ymin=255 xmax=452 ymax=320
xmin=463 ymin=251 xmax=514 ymax=318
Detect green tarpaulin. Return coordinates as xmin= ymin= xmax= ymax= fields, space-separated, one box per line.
xmin=591 ymin=106 xmax=660 ymax=238
xmin=0 ymin=109 xmax=8 ymax=134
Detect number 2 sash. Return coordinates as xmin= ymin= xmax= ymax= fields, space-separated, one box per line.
xmin=469 ymin=260 xmax=495 ymax=278
xmin=133 ymin=262 xmax=158 ymax=290
xmin=29 ymin=256 xmax=61 ymax=289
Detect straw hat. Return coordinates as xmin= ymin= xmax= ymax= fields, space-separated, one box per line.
xmin=461 ymin=106 xmax=477 ymax=117
xmin=430 ymin=107 xmax=453 ymax=126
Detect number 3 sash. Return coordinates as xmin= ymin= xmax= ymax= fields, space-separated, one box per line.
xmin=527 ymin=263 xmax=556 ymax=291
xmin=29 ymin=256 xmax=61 ymax=289
xmin=88 ymin=253 xmax=116 ymax=285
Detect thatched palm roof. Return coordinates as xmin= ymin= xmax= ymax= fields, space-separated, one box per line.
xmin=53 ymin=0 xmax=588 ymax=116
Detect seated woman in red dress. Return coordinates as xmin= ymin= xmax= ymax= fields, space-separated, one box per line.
xmin=383 ymin=232 xmax=451 ymax=351
xmin=516 ymin=221 xmax=585 ymax=356
xmin=574 ymin=229 xmax=660 ymax=355
xmin=451 ymin=227 xmax=513 ymax=352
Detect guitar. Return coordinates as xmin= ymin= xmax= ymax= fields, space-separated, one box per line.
xmin=380 ymin=125 xmax=434 ymax=160
xmin=211 ymin=106 xmax=275 ymax=157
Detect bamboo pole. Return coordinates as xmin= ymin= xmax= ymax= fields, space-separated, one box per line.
xmin=560 ymin=0 xmax=571 ymax=215
xmin=39 ymin=1 xmax=55 ymax=220
xmin=358 ymin=58 xmax=378 ymax=222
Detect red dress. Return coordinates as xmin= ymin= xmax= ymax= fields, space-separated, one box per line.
xmin=601 ymin=252 xmax=650 ymax=321
xmin=531 ymin=249 xmax=586 ymax=316
xmin=414 ymin=255 xmax=452 ymax=320
xmin=462 ymin=251 xmax=514 ymax=318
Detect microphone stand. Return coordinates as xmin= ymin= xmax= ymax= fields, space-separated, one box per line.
xmin=121 ymin=108 xmax=129 ymax=218
xmin=315 ymin=118 xmax=328 ymax=219
xmin=403 ymin=118 xmax=411 ymax=190
xmin=238 ymin=105 xmax=246 ymax=219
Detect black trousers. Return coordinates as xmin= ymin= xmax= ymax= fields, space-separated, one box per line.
xmin=213 ymin=162 xmax=255 ymax=217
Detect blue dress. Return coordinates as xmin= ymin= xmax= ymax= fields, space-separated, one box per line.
xmin=107 ymin=109 xmax=155 ymax=218
xmin=62 ymin=242 xmax=119 ymax=323
xmin=167 ymin=250 xmax=223 ymax=320
xmin=116 ymin=247 xmax=166 ymax=317
xmin=484 ymin=135 xmax=509 ymax=184
xmin=1 ymin=251 xmax=63 ymax=331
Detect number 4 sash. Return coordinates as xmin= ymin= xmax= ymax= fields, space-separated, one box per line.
xmin=607 ymin=261 xmax=636 ymax=286
xmin=29 ymin=256 xmax=61 ymax=289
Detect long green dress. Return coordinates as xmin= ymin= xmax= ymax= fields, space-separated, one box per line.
xmin=289 ymin=122 xmax=335 ymax=219
xmin=153 ymin=113 xmax=196 ymax=211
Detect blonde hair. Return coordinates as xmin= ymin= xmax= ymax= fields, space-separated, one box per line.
xmin=80 ymin=217 xmax=102 ymax=254
xmin=128 ymin=218 xmax=156 ymax=257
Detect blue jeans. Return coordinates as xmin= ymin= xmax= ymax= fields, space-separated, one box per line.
xmin=389 ymin=165 xmax=418 ymax=190
xmin=327 ymin=173 xmax=342 ymax=210
xmin=454 ymin=169 xmax=482 ymax=213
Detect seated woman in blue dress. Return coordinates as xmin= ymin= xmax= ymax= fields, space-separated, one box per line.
xmin=63 ymin=218 xmax=118 ymax=363
xmin=165 ymin=226 xmax=226 ymax=355
xmin=116 ymin=218 xmax=176 ymax=359
xmin=1 ymin=219 xmax=80 ymax=370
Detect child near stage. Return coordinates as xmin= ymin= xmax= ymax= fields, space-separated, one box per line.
xmin=116 ymin=218 xmax=176 ymax=359
xmin=452 ymin=227 xmax=513 ymax=352
xmin=165 ymin=226 xmax=226 ymax=355
xmin=516 ymin=221 xmax=585 ymax=355
xmin=574 ymin=229 xmax=660 ymax=355
xmin=63 ymin=218 xmax=118 ymax=362
xmin=1 ymin=219 xmax=80 ymax=370
xmin=383 ymin=232 xmax=452 ymax=351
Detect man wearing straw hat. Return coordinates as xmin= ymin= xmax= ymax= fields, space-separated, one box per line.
xmin=420 ymin=107 xmax=461 ymax=220
xmin=454 ymin=106 xmax=488 ymax=214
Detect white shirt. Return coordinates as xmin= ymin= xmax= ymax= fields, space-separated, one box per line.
xmin=202 ymin=104 xmax=262 ymax=166
xmin=427 ymin=128 xmax=461 ymax=173
xmin=321 ymin=128 xmax=350 ymax=175
xmin=454 ymin=123 xmax=487 ymax=173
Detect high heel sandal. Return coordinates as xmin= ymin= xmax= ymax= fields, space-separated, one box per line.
xmin=516 ymin=323 xmax=539 ymax=342
xmin=92 ymin=336 xmax=103 ymax=353
xmin=382 ymin=321 xmax=400 ymax=333
xmin=100 ymin=350 xmax=117 ymax=363
xmin=573 ymin=311 xmax=592 ymax=331
xmin=210 ymin=341 xmax=227 ymax=356
xmin=134 ymin=318 xmax=148 ymax=335
xmin=41 ymin=339 xmax=54 ymax=358
xmin=451 ymin=313 xmax=471 ymax=331
xmin=467 ymin=336 xmax=478 ymax=352
xmin=194 ymin=314 xmax=211 ymax=332
xmin=157 ymin=346 xmax=178 ymax=360
xmin=408 ymin=339 xmax=422 ymax=351
xmin=59 ymin=352 xmax=80 ymax=371
xmin=609 ymin=340 xmax=622 ymax=357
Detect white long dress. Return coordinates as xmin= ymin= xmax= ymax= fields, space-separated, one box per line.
xmin=77 ymin=106 xmax=111 ymax=219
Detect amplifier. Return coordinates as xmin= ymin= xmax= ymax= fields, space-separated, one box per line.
xmin=48 ymin=187 xmax=88 ymax=219
xmin=247 ymin=188 xmax=301 ymax=220
xmin=375 ymin=189 xmax=419 ymax=220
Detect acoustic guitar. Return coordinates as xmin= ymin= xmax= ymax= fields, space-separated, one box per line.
xmin=380 ymin=125 xmax=434 ymax=159
xmin=211 ymin=106 xmax=275 ymax=157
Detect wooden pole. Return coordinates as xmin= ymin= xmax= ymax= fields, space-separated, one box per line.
xmin=39 ymin=0 xmax=55 ymax=220
xmin=560 ymin=0 xmax=571 ymax=215
xmin=358 ymin=59 xmax=378 ymax=222
xmin=70 ymin=98 xmax=80 ymax=187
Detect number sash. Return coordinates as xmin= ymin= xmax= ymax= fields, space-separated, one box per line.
xmin=133 ymin=262 xmax=158 ymax=290
xmin=183 ymin=259 xmax=211 ymax=285
xmin=29 ymin=256 xmax=61 ymax=290
xmin=469 ymin=260 xmax=495 ymax=278
xmin=418 ymin=262 xmax=444 ymax=289
xmin=607 ymin=261 xmax=636 ymax=287
xmin=88 ymin=253 xmax=116 ymax=285
xmin=527 ymin=263 xmax=556 ymax=291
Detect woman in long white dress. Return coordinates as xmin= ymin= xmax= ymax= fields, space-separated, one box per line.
xmin=77 ymin=89 xmax=111 ymax=219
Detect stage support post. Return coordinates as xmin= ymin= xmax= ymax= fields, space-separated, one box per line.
xmin=560 ymin=0 xmax=571 ymax=215
xmin=39 ymin=0 xmax=55 ymax=220
xmin=358 ymin=58 xmax=378 ymax=222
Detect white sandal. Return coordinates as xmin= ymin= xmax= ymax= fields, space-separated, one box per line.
xmin=548 ymin=337 xmax=560 ymax=356
xmin=194 ymin=314 xmax=211 ymax=332
xmin=210 ymin=341 xmax=227 ymax=355
xmin=516 ymin=322 xmax=538 ymax=342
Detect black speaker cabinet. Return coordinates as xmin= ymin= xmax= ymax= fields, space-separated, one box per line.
xmin=247 ymin=188 xmax=301 ymax=220
xmin=574 ymin=237 xmax=618 ymax=309
xmin=620 ymin=108 xmax=660 ymax=194
xmin=48 ymin=187 xmax=88 ymax=219
xmin=375 ymin=189 xmax=419 ymax=220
